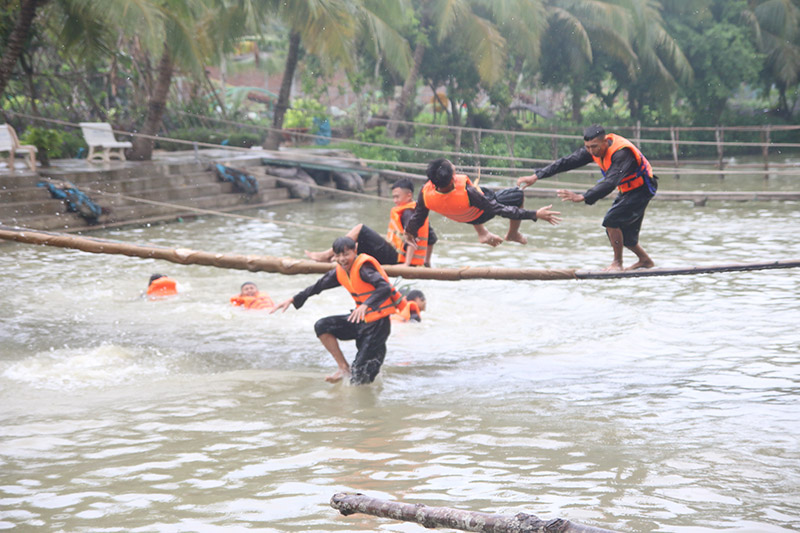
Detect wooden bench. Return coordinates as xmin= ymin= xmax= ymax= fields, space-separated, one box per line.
xmin=0 ymin=123 xmax=38 ymax=171
xmin=79 ymin=122 xmax=132 ymax=162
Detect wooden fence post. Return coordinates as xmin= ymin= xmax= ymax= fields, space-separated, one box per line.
xmin=505 ymin=133 xmax=516 ymax=168
xmin=670 ymin=126 xmax=679 ymax=167
xmin=762 ymin=124 xmax=771 ymax=173
xmin=472 ymin=129 xmax=482 ymax=170
xmin=550 ymin=124 xmax=558 ymax=159
xmin=715 ymin=126 xmax=725 ymax=170
xmin=634 ymin=120 xmax=641 ymax=147
xmin=454 ymin=127 xmax=462 ymax=165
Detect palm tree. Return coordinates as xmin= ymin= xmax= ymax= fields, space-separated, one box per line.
xmin=261 ymin=0 xmax=412 ymax=150
xmin=539 ymin=0 xmax=637 ymax=122
xmin=744 ymin=0 xmax=800 ymax=117
xmin=0 ymin=0 xmax=50 ymax=99
xmin=611 ymin=0 xmax=693 ymax=120
xmin=385 ymin=0 xmax=509 ymax=138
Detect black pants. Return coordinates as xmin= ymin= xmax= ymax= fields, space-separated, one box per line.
xmin=356 ymin=225 xmax=398 ymax=265
xmin=602 ymin=180 xmax=657 ymax=247
xmin=314 ymin=315 xmax=392 ymax=385
xmin=471 ymin=187 xmax=525 ymax=225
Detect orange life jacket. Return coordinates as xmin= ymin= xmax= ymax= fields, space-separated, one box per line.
xmin=336 ymin=254 xmax=406 ymax=322
xmin=392 ymin=300 xmax=421 ymax=322
xmin=147 ymin=277 xmax=177 ymax=297
xmin=591 ymin=133 xmax=655 ymax=194
xmin=230 ymin=292 xmax=275 ymax=309
xmin=421 ymin=174 xmax=485 ymax=223
xmin=387 ymin=201 xmax=429 ymax=266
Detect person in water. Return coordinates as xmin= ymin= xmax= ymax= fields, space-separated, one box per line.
xmin=404 ymin=158 xmax=561 ymax=249
xmin=230 ymin=281 xmax=274 ymax=310
xmin=517 ymin=124 xmax=658 ymax=271
xmin=392 ymin=289 xmax=426 ymax=323
xmin=305 ymin=178 xmax=437 ymax=267
xmin=146 ymin=273 xmax=177 ymax=298
xmin=272 ymin=236 xmax=406 ymax=385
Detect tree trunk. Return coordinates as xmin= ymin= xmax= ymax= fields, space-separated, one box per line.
xmin=130 ymin=46 xmax=174 ymax=160
xmin=570 ymin=83 xmax=583 ymax=123
xmin=0 ymin=0 xmax=47 ymax=98
xmin=330 ymin=493 xmax=619 ymax=533
xmin=264 ymin=31 xmax=301 ymax=151
xmin=495 ymin=55 xmax=524 ymax=125
xmin=386 ymin=42 xmax=425 ymax=138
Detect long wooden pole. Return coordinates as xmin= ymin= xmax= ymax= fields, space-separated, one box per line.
xmin=2 ymin=227 xmax=799 ymax=281
xmin=330 ymin=493 xmax=619 ymax=533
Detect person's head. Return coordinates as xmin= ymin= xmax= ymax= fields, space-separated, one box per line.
xmin=426 ymin=158 xmax=455 ymax=192
xmin=391 ymin=178 xmax=415 ymax=206
xmin=332 ymin=236 xmax=357 ymax=270
xmin=583 ymin=124 xmax=609 ymax=159
xmin=149 ymin=273 xmax=166 ymax=287
xmin=406 ymin=289 xmax=426 ymax=311
xmin=240 ymin=281 xmax=258 ymax=297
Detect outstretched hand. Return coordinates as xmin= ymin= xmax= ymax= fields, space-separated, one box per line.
xmin=517 ymin=174 xmax=538 ymax=189
xmin=270 ymin=297 xmax=294 ymax=314
xmin=557 ymin=189 xmax=584 ymax=203
xmin=535 ymin=204 xmax=562 ymax=226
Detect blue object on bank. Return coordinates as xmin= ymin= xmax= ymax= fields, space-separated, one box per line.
xmin=313 ymin=118 xmax=331 ymax=145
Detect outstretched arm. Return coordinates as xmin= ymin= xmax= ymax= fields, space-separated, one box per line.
xmin=518 ymin=146 xmax=593 ymax=188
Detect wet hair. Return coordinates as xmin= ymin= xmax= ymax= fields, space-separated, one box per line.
xmin=406 ymin=289 xmax=425 ymax=301
xmin=426 ymin=158 xmax=454 ymax=189
xmin=241 ymin=281 xmax=257 ymax=290
xmin=391 ymin=178 xmax=414 ymax=194
xmin=149 ymin=273 xmax=165 ymax=286
xmin=332 ymin=236 xmax=357 ymax=254
xmin=583 ymin=124 xmax=606 ymax=141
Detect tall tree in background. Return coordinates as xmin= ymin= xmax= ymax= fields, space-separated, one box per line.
xmin=0 ymin=0 xmax=49 ymax=99
xmin=539 ymin=0 xmax=636 ymax=123
xmin=610 ymin=0 xmax=692 ymax=121
xmin=386 ymin=0 xmax=507 ymax=138
xmin=663 ymin=0 xmax=761 ymax=124
xmin=262 ymin=0 xmax=412 ymax=150
xmin=744 ymin=0 xmax=800 ymax=117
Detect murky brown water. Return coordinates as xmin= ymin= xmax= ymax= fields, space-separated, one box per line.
xmin=1 ymin=166 xmax=799 ymax=532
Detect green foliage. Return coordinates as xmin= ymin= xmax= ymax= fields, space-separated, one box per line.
xmin=62 ymin=131 xmax=88 ymax=158
xmin=226 ymin=131 xmax=262 ymax=148
xmin=284 ymin=98 xmax=328 ymax=130
xmin=341 ymin=127 xmax=402 ymax=167
xmin=155 ymin=127 xmax=261 ymax=151
xmin=20 ymin=127 xmax=64 ymax=161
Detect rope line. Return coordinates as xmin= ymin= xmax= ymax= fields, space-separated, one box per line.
xmin=9 ymin=111 xmax=800 ymax=177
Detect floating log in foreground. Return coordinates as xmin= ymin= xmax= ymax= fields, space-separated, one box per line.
xmin=1 ymin=226 xmax=799 ymax=281
xmin=330 ymin=492 xmax=619 ymax=533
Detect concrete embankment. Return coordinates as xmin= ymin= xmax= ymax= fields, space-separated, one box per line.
xmin=0 ymin=148 xmax=375 ymax=232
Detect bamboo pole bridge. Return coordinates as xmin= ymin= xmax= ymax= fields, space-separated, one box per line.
xmin=2 ymin=226 xmax=799 ymax=281
xmin=330 ymin=492 xmax=619 ymax=533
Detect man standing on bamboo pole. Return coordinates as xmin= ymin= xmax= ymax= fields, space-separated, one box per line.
xmin=518 ymin=125 xmax=658 ymax=271
xmin=271 ymin=236 xmax=406 ymax=385
xmin=404 ymin=159 xmax=561 ymax=248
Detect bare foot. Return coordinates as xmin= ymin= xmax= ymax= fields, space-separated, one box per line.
xmin=505 ymin=231 xmax=528 ymax=245
xmin=304 ymin=249 xmax=334 ymax=263
xmin=603 ymin=262 xmax=623 ymax=272
xmin=478 ymin=232 xmax=504 ymax=247
xmin=325 ymin=369 xmax=350 ymax=383
xmin=625 ymin=259 xmax=655 ymax=270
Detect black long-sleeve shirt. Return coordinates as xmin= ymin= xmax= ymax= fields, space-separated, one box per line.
xmin=405 ymin=184 xmax=537 ymax=237
xmin=400 ymin=208 xmax=437 ymax=245
xmin=534 ymin=146 xmax=639 ymax=205
xmin=292 ymin=262 xmax=392 ymax=311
